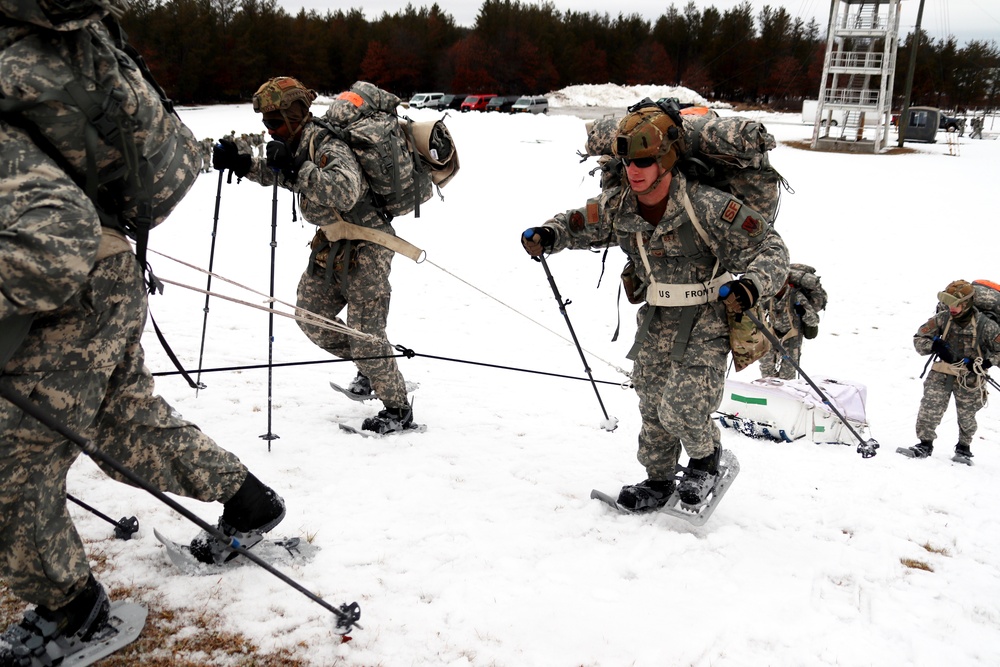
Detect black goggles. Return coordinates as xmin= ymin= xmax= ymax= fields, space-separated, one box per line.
xmin=621 ymin=156 xmax=657 ymax=168
xmin=262 ymin=117 xmax=285 ymax=130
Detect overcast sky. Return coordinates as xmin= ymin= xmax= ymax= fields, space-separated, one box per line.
xmin=275 ymin=0 xmax=1000 ymax=45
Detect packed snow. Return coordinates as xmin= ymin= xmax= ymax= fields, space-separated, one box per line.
xmin=57 ymin=84 xmax=1000 ymax=665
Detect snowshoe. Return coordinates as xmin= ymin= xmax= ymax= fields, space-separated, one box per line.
xmin=0 ymin=576 xmax=145 ymax=667
xmin=189 ymin=473 xmax=285 ymax=565
xmin=616 ymin=479 xmax=676 ymax=512
xmin=896 ymin=441 xmax=933 ymax=459
xmin=330 ymin=379 xmax=420 ymax=402
xmin=362 ymin=405 xmax=414 ymax=435
xmin=677 ymin=447 xmax=722 ymax=505
xmin=952 ymin=444 xmax=974 ymax=466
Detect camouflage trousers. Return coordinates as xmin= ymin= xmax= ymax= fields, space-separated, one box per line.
xmin=759 ymin=330 xmax=802 ymax=380
xmin=295 ymin=241 xmax=408 ymax=410
xmin=0 ymin=252 xmax=247 ymax=609
xmin=916 ymin=370 xmax=987 ymax=447
xmin=632 ymin=309 xmax=729 ymax=480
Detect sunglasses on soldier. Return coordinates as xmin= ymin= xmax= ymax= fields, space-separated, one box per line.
xmin=621 ymin=156 xmax=657 ymax=168
xmin=261 ymin=117 xmax=285 ymax=130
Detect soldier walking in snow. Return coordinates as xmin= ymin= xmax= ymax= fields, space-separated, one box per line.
xmin=906 ymin=280 xmax=1000 ymax=463
xmin=211 ymin=77 xmax=415 ymax=434
xmin=0 ymin=2 xmax=287 ymax=662
xmin=521 ymin=101 xmax=788 ymax=511
xmin=759 ymin=263 xmax=827 ymax=380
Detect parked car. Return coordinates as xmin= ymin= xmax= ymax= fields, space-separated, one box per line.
xmin=460 ymin=94 xmax=497 ymax=112
xmin=511 ymin=95 xmax=549 ymax=114
xmin=485 ymin=96 xmax=516 ymax=113
xmin=425 ymin=93 xmax=456 ymax=110
xmin=407 ymin=92 xmax=444 ymax=109
xmin=939 ymin=113 xmax=965 ymax=133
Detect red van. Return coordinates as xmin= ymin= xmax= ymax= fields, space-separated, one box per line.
xmin=460 ymin=94 xmax=497 ymax=112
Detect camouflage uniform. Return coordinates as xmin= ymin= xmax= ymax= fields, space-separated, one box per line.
xmin=241 ymin=120 xmax=409 ymax=410
xmin=759 ymin=266 xmax=826 ymax=380
xmin=913 ymin=309 xmax=1000 ymax=447
xmin=201 ymin=137 xmax=215 ymax=173
xmin=0 ymin=7 xmax=247 ymax=611
xmin=539 ymin=170 xmax=788 ymax=478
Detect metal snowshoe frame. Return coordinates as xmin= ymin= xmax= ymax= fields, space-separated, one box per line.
xmin=740 ymin=308 xmax=880 ymax=458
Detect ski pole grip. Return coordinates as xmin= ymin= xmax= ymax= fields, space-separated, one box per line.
xmin=719 ymin=284 xmax=730 ymax=298
xmin=522 ymin=228 xmax=535 ymax=240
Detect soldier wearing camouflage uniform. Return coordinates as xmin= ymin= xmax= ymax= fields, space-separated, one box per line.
xmin=201 ymin=137 xmax=215 ymax=173
xmin=522 ymin=101 xmax=788 ymax=510
xmin=212 ymin=77 xmax=413 ymax=434
xmin=909 ymin=280 xmax=1000 ymax=462
xmin=759 ymin=264 xmax=827 ymax=380
xmin=0 ymin=2 xmax=285 ymax=660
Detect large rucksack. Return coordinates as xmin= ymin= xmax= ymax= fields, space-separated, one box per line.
xmin=0 ymin=4 xmax=200 ymax=257
xmin=972 ymin=280 xmax=1000 ymax=324
xmin=582 ymin=98 xmax=789 ymax=221
xmin=313 ymin=81 xmax=459 ymax=222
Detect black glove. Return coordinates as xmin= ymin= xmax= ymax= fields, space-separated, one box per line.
xmin=931 ymin=336 xmax=955 ymax=363
xmin=964 ymin=357 xmax=993 ymax=372
xmin=266 ymin=141 xmax=306 ymax=183
xmin=521 ymin=227 xmax=555 ymax=257
xmin=803 ymin=323 xmax=819 ymax=340
xmin=213 ymin=139 xmax=252 ymax=177
xmin=719 ymin=278 xmax=759 ymax=313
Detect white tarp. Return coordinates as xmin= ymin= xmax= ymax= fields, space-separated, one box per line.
xmin=717 ymin=376 xmax=869 ymax=445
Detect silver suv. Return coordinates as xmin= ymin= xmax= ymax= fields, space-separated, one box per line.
xmin=511 ymin=96 xmax=548 ymax=114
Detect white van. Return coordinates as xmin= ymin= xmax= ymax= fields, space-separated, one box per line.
xmin=511 ymin=96 xmax=549 ymax=114
xmin=408 ymin=92 xmax=445 ymax=109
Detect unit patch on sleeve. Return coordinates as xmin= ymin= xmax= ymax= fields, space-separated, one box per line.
xmin=741 ymin=215 xmax=764 ymax=237
xmin=721 ymin=199 xmax=742 ymax=223
xmin=568 ymin=209 xmax=585 ymax=232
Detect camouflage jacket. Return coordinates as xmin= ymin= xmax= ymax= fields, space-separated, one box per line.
xmin=914 ymin=309 xmax=1000 ymax=366
xmin=244 ymin=121 xmax=390 ymax=234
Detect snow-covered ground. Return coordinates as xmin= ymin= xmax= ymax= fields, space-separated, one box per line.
xmin=59 ymin=84 xmax=1000 ymax=665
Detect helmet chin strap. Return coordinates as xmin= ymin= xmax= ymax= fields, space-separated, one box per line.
xmin=631 ymin=165 xmax=672 ymax=197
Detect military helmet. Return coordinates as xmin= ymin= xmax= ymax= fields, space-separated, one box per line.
xmin=938 ymin=279 xmax=975 ymax=308
xmin=252 ymin=77 xmax=317 ymax=114
xmin=613 ymin=105 xmax=684 ymax=171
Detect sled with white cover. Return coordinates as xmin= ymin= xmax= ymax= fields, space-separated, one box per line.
xmin=717 ymin=376 xmax=869 ymax=445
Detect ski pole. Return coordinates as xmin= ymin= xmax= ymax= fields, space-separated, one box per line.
xmin=66 ymin=493 xmax=139 ymax=540
xmin=528 ymin=241 xmax=617 ymax=431
xmin=722 ymin=292 xmax=879 ymax=458
xmin=193 ymin=169 xmax=226 ymax=395
xmin=260 ymin=178 xmax=280 ymax=449
xmin=0 ymin=382 xmax=361 ymax=633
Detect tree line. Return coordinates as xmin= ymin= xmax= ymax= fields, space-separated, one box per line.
xmin=121 ymin=0 xmax=1000 ymax=112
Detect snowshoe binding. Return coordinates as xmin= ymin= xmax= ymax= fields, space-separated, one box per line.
xmin=0 ymin=575 xmax=146 ymax=667
xmin=616 ymin=479 xmax=676 ymax=512
xmin=896 ymin=441 xmax=933 ymax=459
xmin=189 ymin=473 xmax=285 ymax=565
xmin=952 ymin=444 xmax=974 ymax=466
xmin=362 ymin=404 xmax=415 ymax=435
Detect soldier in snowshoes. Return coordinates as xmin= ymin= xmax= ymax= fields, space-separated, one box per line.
xmin=0 ymin=2 xmax=286 ymax=662
xmin=211 ymin=76 xmax=414 ymax=434
xmin=908 ymin=280 xmax=1000 ymax=463
xmin=521 ymin=101 xmax=788 ymax=511
xmin=759 ymin=263 xmax=827 ymax=380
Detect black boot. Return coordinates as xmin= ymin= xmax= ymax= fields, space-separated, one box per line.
xmin=0 ymin=575 xmax=111 ymax=666
xmin=955 ymin=443 xmax=973 ymax=459
xmin=190 ymin=473 xmax=285 ymax=565
xmin=347 ymin=372 xmax=372 ymax=397
xmin=617 ymin=479 xmax=675 ymax=512
xmin=911 ymin=440 xmax=934 ymax=458
xmin=677 ymin=447 xmax=722 ymax=505
xmin=362 ymin=405 xmax=414 ymax=434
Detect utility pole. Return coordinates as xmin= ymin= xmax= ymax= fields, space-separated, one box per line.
xmin=897 ymin=0 xmax=926 ymax=147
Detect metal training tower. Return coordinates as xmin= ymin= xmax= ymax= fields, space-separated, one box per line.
xmin=811 ymin=0 xmax=903 ymax=153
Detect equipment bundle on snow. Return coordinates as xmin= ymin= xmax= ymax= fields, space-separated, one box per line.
xmin=717 ymin=376 xmax=870 ymax=445
xmin=582 ymin=98 xmax=789 ymax=220
xmin=0 ymin=1 xmax=201 ymax=246
xmin=314 ymin=81 xmax=459 ymax=222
